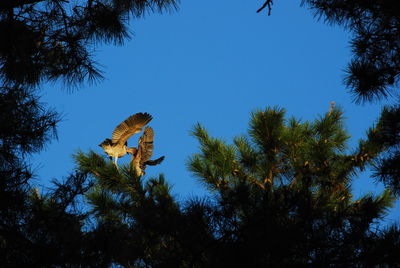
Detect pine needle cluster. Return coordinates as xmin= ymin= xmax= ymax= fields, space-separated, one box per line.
xmin=299 ymin=0 xmax=400 ymax=103
xmin=267 ymin=0 xmax=400 ymax=205
xmin=186 ymin=106 xmax=397 ymax=266
xmin=0 ymin=0 xmax=178 ymax=87
xmin=73 ymin=107 xmax=399 ymax=266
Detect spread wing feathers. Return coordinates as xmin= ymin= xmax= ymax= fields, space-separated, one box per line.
xmin=130 ymin=127 xmax=163 ymax=176
xmin=111 ymin=113 xmax=152 ymax=145
xmin=138 ymin=127 xmax=154 ymax=166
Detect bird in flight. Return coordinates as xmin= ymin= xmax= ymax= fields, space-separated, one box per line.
xmin=128 ymin=126 xmax=165 ymax=176
xmin=99 ymin=112 xmax=152 ymax=166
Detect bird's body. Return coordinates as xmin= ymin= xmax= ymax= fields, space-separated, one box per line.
xmin=131 ymin=148 xmax=143 ymax=176
xmin=99 ymin=138 xmax=127 ymax=158
xmin=128 ymin=127 xmax=165 ymax=176
xmin=99 ymin=113 xmax=152 ymax=166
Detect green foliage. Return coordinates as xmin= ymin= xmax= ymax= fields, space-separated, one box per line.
xmin=0 ymin=0 xmax=178 ymax=87
xmin=74 ymin=151 xmax=188 ymax=266
xmin=1 ymin=171 xmax=91 ymax=267
xmin=2 ymin=0 xmax=398 ymax=266
xmin=73 ymin=106 xmax=399 ymax=266
xmin=277 ymin=0 xmax=400 ymax=197
xmin=189 ymin=107 xmax=378 ymax=191
xmin=370 ymin=105 xmax=400 ymax=195
xmin=0 ymin=85 xmax=62 ymax=267
xmin=186 ymin=106 xmax=396 ymax=266
xmin=298 ymin=0 xmax=400 ymax=103
xmin=1 ymin=1 xmax=180 ymax=266
xmin=259 ymin=0 xmax=400 ymax=197
xmin=259 ymin=0 xmax=399 ymax=101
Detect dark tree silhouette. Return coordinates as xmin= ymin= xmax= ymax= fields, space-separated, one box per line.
xmin=2 ymin=1 xmax=399 ymax=266
xmin=370 ymin=105 xmax=400 ymax=195
xmin=75 ymin=107 xmax=399 ymax=266
xmin=0 ymin=1 xmax=178 ymax=267
xmin=300 ymin=0 xmax=400 ymax=198
xmin=0 ymin=85 xmax=93 ymax=267
xmin=299 ymin=0 xmax=400 ymax=103
xmin=0 ymin=85 xmax=58 ymax=227
xmin=0 ymin=0 xmax=177 ymax=87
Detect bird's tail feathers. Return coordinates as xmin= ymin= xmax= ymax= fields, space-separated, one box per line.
xmin=144 ymin=156 xmax=165 ymax=166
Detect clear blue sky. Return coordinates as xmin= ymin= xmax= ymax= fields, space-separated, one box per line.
xmin=32 ymin=0 xmax=398 ymax=224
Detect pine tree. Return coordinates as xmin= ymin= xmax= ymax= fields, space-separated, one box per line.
xmin=300 ymin=0 xmax=400 ymax=102
xmin=300 ymin=0 xmax=400 ymax=201
xmin=75 ymin=151 xmax=215 ymax=267
xmin=1 ymin=0 xmax=179 ymax=266
xmin=0 ymin=85 xmax=96 ymax=267
xmin=187 ymin=106 xmax=397 ymax=266
xmin=259 ymin=0 xmax=400 ymax=203
xmin=76 ymin=106 xmax=399 ymax=266
xmin=258 ymin=0 xmax=399 ymax=99
xmin=369 ymin=105 xmax=400 ymax=195
xmin=0 ymin=0 xmax=178 ymax=87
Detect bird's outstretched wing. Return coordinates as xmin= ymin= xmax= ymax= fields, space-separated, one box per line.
xmin=138 ymin=127 xmax=154 ymax=167
xmin=111 ymin=113 xmax=152 ymax=145
xmin=130 ymin=126 xmax=164 ymax=176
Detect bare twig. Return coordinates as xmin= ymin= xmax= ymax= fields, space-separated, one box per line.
xmin=257 ymin=0 xmax=273 ymax=15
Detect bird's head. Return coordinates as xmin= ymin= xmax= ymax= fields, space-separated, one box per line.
xmin=99 ymin=138 xmax=112 ymax=148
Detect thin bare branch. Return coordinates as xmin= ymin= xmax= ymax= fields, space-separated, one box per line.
xmin=257 ymin=0 xmax=273 ymax=15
